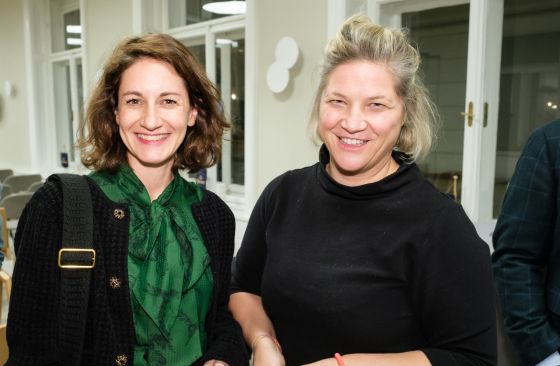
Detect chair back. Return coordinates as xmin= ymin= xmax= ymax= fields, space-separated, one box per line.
xmin=0 ymin=192 xmax=34 ymax=220
xmin=3 ymin=174 xmax=42 ymax=193
xmin=0 ymin=208 xmax=7 ymax=258
xmin=26 ymin=180 xmax=43 ymax=193
xmin=0 ymin=170 xmax=13 ymax=183
xmin=0 ymin=185 xmax=12 ymax=200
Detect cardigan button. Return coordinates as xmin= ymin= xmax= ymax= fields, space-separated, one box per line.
xmin=109 ymin=276 xmax=121 ymax=289
xmin=113 ymin=208 xmax=125 ymax=220
xmin=115 ymin=354 xmax=128 ymax=366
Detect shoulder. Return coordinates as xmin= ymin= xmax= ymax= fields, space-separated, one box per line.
xmin=260 ymin=164 xmax=318 ymax=199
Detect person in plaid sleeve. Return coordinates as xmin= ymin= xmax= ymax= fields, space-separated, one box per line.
xmin=493 ymin=118 xmax=560 ymax=366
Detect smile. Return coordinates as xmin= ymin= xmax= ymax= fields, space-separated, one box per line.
xmin=340 ymin=137 xmax=367 ymax=146
xmin=137 ymin=133 xmax=169 ymax=141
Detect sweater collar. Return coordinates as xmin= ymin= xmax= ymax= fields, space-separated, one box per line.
xmin=316 ymin=144 xmax=421 ymax=199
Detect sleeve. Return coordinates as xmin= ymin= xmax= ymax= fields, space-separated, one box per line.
xmin=230 ymin=175 xmax=280 ymax=295
xmin=196 ymin=192 xmax=249 ymax=366
xmin=491 ymin=127 xmax=560 ymax=365
xmin=6 ymin=182 xmax=63 ymax=365
xmin=413 ymin=204 xmax=497 ymax=366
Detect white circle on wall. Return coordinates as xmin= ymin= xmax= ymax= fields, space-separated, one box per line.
xmin=266 ymin=62 xmax=290 ymax=93
xmin=275 ymin=36 xmax=299 ymax=69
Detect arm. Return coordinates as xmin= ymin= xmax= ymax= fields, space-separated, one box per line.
xmin=230 ymin=292 xmax=284 ymax=366
xmin=302 ymin=352 xmax=430 ymax=366
xmin=6 ymin=182 xmax=62 ymax=365
xmin=492 ymin=127 xmax=560 ymax=365
xmin=413 ymin=204 xmax=496 ymax=366
xmin=229 ymin=180 xmax=284 ymax=366
xmin=194 ymin=192 xmax=249 ymax=366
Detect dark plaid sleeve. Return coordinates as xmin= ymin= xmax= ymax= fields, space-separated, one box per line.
xmin=492 ymin=122 xmax=560 ymax=365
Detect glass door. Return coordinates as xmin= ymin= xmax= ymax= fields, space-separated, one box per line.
xmin=493 ymin=0 xmax=560 ymax=217
xmin=369 ymin=0 xmax=503 ymax=222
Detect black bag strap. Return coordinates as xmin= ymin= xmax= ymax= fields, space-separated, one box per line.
xmin=54 ymin=173 xmax=95 ymax=366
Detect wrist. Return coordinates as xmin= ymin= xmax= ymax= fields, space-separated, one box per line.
xmin=251 ymin=333 xmax=282 ymax=354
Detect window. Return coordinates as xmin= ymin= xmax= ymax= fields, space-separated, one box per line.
xmin=48 ymin=0 xmax=84 ymax=168
xmin=166 ymin=2 xmax=246 ymax=199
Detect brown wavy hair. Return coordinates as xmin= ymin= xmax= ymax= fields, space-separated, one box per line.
xmin=78 ymin=33 xmax=228 ymax=172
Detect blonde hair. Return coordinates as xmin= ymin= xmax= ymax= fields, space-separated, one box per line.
xmin=310 ymin=14 xmax=438 ymax=161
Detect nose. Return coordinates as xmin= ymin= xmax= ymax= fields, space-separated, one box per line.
xmin=139 ymin=102 xmax=162 ymax=130
xmin=341 ymin=106 xmax=367 ymax=132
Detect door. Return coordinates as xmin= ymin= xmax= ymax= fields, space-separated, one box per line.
xmin=367 ymin=0 xmax=503 ymax=222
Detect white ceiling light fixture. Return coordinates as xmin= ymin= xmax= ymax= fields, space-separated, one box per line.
xmin=202 ymin=1 xmax=246 ymax=15
xmin=66 ymin=38 xmax=83 ymax=46
xmin=66 ymin=25 xmax=82 ymax=34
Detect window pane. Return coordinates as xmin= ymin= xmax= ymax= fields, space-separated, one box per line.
xmin=215 ymin=30 xmax=245 ymax=185
xmin=168 ymin=0 xmax=229 ymax=28
xmin=52 ymin=61 xmax=74 ymax=164
xmin=403 ymin=5 xmax=470 ymax=202
xmin=50 ymin=0 xmax=81 ymax=52
xmin=494 ymin=0 xmax=560 ymax=217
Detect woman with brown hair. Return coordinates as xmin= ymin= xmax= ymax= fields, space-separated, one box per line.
xmin=7 ymin=33 xmax=248 ymax=366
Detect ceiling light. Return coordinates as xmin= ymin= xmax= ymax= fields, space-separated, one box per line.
xmin=66 ymin=25 xmax=82 ymax=34
xmin=216 ymin=38 xmax=238 ymax=47
xmin=66 ymin=38 xmax=82 ymax=46
xmin=202 ymin=1 xmax=246 ymax=15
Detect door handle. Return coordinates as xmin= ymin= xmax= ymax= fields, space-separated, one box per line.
xmin=460 ymin=101 xmax=474 ymax=127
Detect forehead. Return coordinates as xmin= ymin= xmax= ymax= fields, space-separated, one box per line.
xmin=325 ymin=60 xmax=397 ymax=94
xmin=119 ymin=58 xmax=186 ymax=92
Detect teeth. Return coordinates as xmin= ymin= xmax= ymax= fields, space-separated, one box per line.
xmin=340 ymin=137 xmax=366 ymax=146
xmin=137 ymin=134 xmax=167 ymax=141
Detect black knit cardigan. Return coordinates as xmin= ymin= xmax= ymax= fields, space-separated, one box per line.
xmin=6 ymin=175 xmax=249 ymax=366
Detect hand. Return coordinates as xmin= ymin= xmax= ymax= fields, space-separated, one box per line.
xmin=203 ymin=360 xmax=229 ymax=366
xmin=251 ymin=337 xmax=285 ymax=366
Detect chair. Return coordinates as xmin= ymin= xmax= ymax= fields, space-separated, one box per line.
xmin=0 ymin=170 xmax=12 ymax=183
xmin=0 ymin=185 xmax=12 ymax=200
xmin=0 ymin=193 xmax=33 ymax=221
xmin=0 ymin=323 xmax=8 ymax=364
xmin=0 ymin=192 xmax=34 ymax=243
xmin=26 ymin=180 xmax=43 ymax=193
xmin=2 ymin=174 xmax=42 ymax=194
xmin=0 ymin=270 xmax=11 ymax=323
xmin=0 ymin=208 xmax=8 ymax=259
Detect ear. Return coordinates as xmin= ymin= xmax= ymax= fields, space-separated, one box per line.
xmin=114 ymin=109 xmax=120 ymax=125
xmin=187 ymin=107 xmax=198 ymax=127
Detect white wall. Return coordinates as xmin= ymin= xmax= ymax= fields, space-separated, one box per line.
xmin=0 ymin=0 xmax=31 ymax=174
xmin=82 ymin=0 xmax=134 ymax=94
xmin=253 ymin=0 xmax=326 ymax=194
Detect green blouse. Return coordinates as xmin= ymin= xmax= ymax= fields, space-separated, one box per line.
xmin=90 ymin=165 xmax=214 ymax=366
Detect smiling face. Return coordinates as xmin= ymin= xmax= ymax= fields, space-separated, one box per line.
xmin=115 ymin=58 xmax=197 ymax=173
xmin=318 ymin=60 xmax=405 ymax=186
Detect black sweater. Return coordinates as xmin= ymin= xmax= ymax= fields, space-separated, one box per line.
xmin=7 ymin=174 xmax=249 ymax=366
xmin=232 ymin=148 xmax=496 ymax=366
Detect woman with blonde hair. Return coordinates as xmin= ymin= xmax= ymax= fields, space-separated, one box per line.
xmin=230 ymin=15 xmax=496 ymax=366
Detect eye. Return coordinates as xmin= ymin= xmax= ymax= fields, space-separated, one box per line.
xmin=125 ymin=98 xmax=141 ymax=105
xmin=162 ymin=98 xmax=178 ymax=105
xmin=328 ymin=99 xmax=346 ymax=106
xmin=369 ymin=102 xmax=386 ymax=109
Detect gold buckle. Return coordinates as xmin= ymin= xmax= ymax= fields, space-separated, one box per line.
xmin=58 ymin=248 xmax=96 ymax=269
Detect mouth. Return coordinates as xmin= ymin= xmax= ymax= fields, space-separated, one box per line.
xmin=339 ymin=137 xmax=367 ymax=146
xmin=137 ymin=133 xmax=169 ymax=142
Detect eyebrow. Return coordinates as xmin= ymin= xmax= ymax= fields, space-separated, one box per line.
xmin=326 ymin=91 xmax=394 ymax=103
xmin=120 ymin=91 xmax=183 ymax=97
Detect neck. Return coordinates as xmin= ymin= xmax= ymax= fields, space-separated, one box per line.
xmin=327 ymin=156 xmax=399 ymax=187
xmin=128 ymin=160 xmax=174 ymax=201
